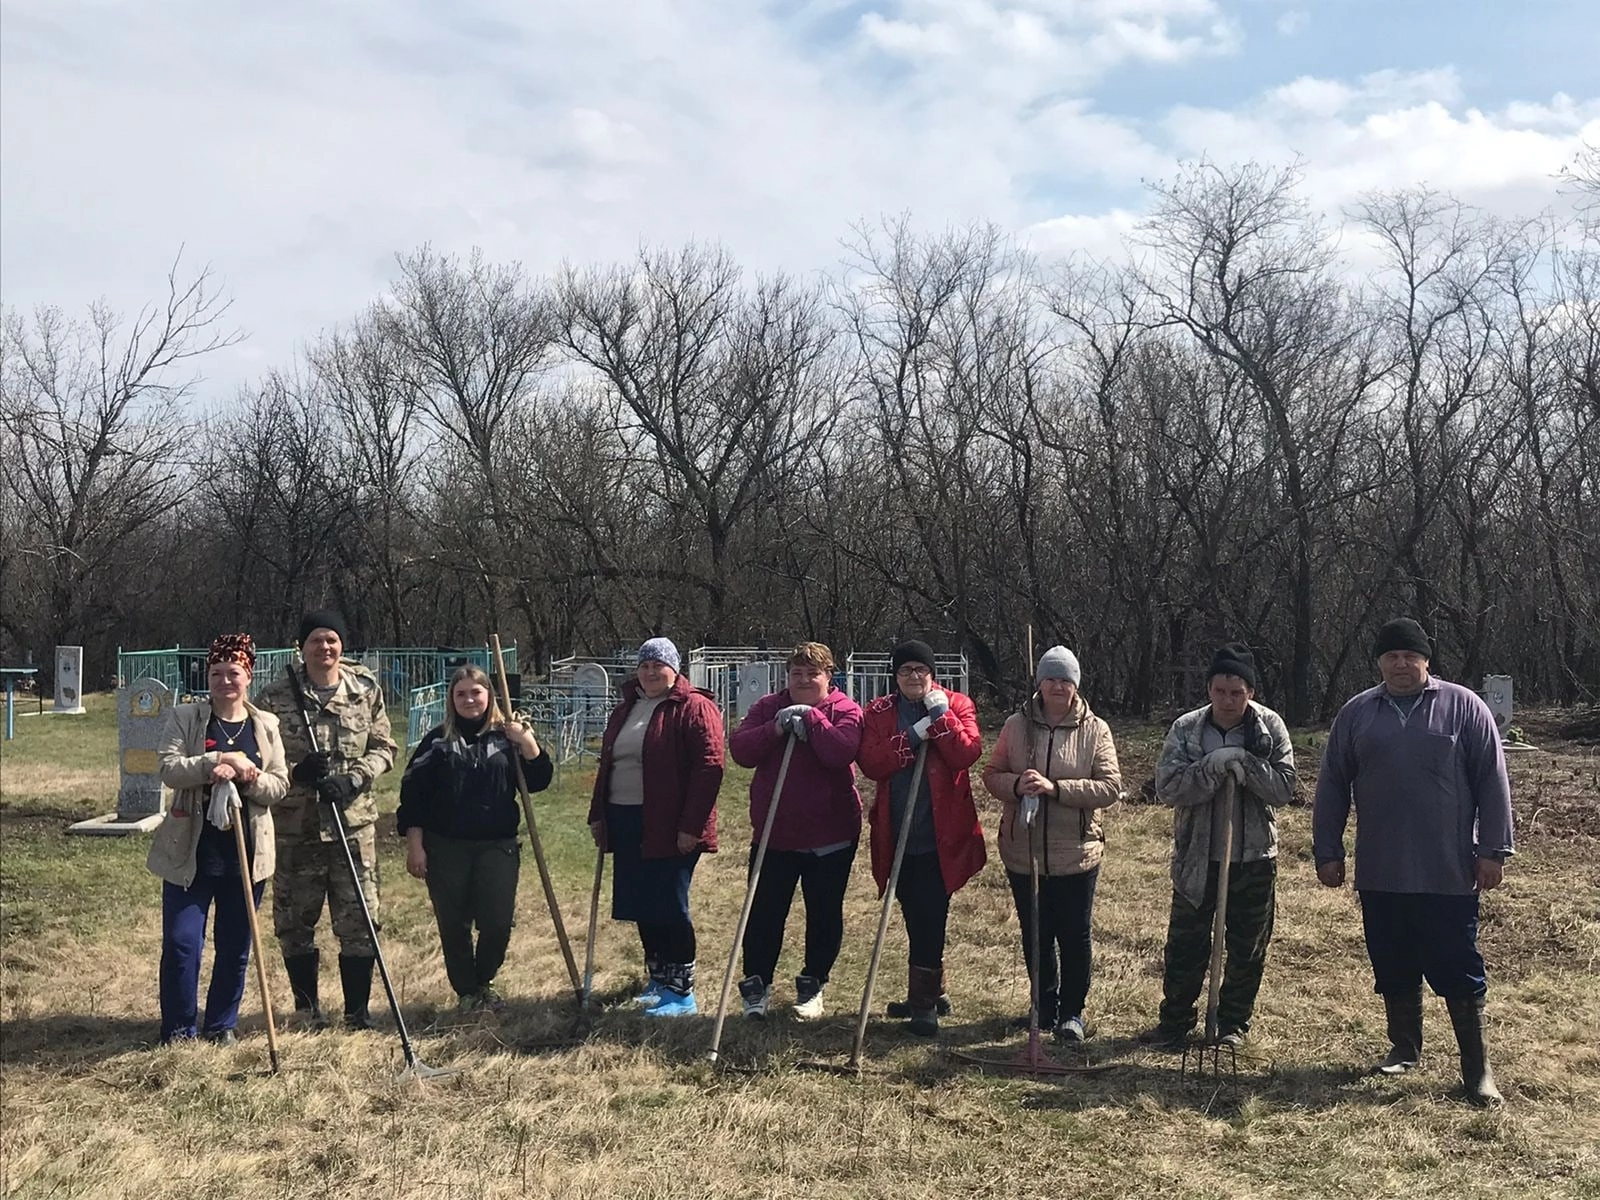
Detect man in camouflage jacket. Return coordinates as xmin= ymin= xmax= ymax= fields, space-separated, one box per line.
xmin=1139 ymin=643 xmax=1296 ymax=1049
xmin=257 ymin=610 xmax=396 ymax=1029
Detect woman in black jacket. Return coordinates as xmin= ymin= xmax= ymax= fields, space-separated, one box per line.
xmin=397 ymin=665 xmax=553 ymax=1012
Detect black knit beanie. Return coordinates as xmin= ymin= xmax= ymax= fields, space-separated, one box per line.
xmin=1206 ymin=642 xmax=1257 ymax=690
xmin=890 ymin=640 xmax=936 ymax=674
xmin=297 ymin=609 xmax=349 ymax=648
xmin=1373 ymin=617 xmax=1431 ymax=658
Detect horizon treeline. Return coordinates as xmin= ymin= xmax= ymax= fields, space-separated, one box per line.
xmin=3 ymin=156 xmax=1597 ymax=722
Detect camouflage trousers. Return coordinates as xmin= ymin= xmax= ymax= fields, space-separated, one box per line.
xmin=272 ymin=823 xmax=380 ymax=958
xmin=1156 ymin=858 xmax=1276 ymax=1036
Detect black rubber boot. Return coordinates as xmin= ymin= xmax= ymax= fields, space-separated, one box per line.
xmin=339 ymin=954 xmax=376 ymax=1031
xmin=1445 ymin=993 xmax=1503 ymax=1107
xmin=283 ymin=951 xmax=327 ymax=1030
xmin=1377 ymin=988 xmax=1423 ymax=1075
xmin=906 ymin=964 xmax=944 ymax=1038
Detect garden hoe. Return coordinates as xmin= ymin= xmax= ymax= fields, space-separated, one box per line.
xmin=489 ymin=635 xmax=591 ymax=1050
xmin=228 ymin=785 xmax=281 ymax=1075
xmin=709 ymin=732 xmax=797 ymax=1071
xmin=285 ymin=664 xmax=457 ymax=1082
xmin=1182 ymin=774 xmax=1241 ymax=1083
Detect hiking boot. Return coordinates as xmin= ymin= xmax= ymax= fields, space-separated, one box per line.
xmin=738 ymin=975 xmax=770 ymax=1020
xmin=1011 ymin=987 xmax=1059 ymax=1031
xmin=478 ymin=983 xmax=507 ymax=1013
xmin=1216 ymin=1029 xmax=1246 ymax=1050
xmin=1055 ymin=1015 xmax=1087 ymax=1044
xmin=457 ymin=992 xmax=484 ymax=1014
xmin=888 ymin=994 xmax=951 ymax=1020
xmin=339 ymin=954 xmax=376 ymax=1031
xmin=1137 ymin=1024 xmax=1189 ymax=1051
xmin=1377 ymin=988 xmax=1423 ymax=1075
xmin=1446 ymin=994 xmax=1503 ymax=1107
xmin=644 ymin=962 xmax=697 ymax=1018
xmin=793 ymin=975 xmax=825 ymax=1021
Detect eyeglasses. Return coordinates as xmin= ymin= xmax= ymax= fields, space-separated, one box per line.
xmin=895 ymin=666 xmax=932 ymax=679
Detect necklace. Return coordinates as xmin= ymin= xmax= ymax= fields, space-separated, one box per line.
xmin=213 ymin=714 xmax=248 ymax=746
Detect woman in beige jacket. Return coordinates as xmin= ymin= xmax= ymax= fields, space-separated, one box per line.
xmin=148 ymin=634 xmax=289 ymax=1044
xmin=982 ymin=646 xmax=1121 ymax=1042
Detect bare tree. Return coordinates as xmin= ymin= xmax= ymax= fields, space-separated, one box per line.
xmin=0 ymin=260 xmax=237 ymax=677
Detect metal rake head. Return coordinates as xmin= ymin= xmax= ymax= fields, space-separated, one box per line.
xmin=1180 ymin=1037 xmax=1240 ymax=1082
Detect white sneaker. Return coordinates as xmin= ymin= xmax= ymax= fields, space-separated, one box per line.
xmin=793 ymin=975 xmax=825 ymax=1020
xmin=738 ymin=975 xmax=769 ymax=1019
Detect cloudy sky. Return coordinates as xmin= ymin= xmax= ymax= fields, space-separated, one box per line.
xmin=2 ymin=0 xmax=1596 ymax=392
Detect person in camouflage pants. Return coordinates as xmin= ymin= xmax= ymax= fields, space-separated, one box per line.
xmin=257 ymin=610 xmax=396 ymax=1029
xmin=1139 ymin=644 xmax=1296 ymax=1050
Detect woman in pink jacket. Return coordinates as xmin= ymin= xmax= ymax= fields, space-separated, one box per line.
xmin=729 ymin=643 xmax=864 ymax=1020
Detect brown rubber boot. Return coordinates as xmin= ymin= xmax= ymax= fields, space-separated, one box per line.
xmin=906 ymin=964 xmax=944 ymax=1038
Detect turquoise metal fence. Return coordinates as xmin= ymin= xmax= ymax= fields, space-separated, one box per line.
xmin=118 ymin=644 xmax=518 ymax=716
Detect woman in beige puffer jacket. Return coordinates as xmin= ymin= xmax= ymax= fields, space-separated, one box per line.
xmin=981 ymin=646 xmax=1121 ymax=1042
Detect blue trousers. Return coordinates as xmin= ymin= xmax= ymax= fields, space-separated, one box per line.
xmin=159 ymin=874 xmax=266 ymax=1041
xmin=1359 ymin=890 xmax=1486 ymax=999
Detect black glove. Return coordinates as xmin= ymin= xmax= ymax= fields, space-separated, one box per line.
xmin=316 ymin=774 xmax=360 ymax=808
xmin=291 ymin=752 xmax=331 ymax=784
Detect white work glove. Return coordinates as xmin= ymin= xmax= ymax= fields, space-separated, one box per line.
xmin=923 ymin=689 xmax=950 ymax=720
xmin=207 ymin=779 xmax=240 ymax=831
xmin=1020 ymin=793 xmax=1040 ymax=826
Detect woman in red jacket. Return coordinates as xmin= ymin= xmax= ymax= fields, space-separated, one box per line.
xmin=587 ymin=638 xmax=725 ymax=1017
xmin=729 ymin=642 xmax=864 ymax=1021
xmin=857 ymin=640 xmax=985 ymax=1036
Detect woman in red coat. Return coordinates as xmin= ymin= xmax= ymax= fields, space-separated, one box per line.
xmin=857 ymin=640 xmax=985 ymax=1035
xmin=588 ymin=638 xmax=725 ymax=1017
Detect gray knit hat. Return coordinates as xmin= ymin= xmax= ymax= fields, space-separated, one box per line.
xmin=1035 ymin=645 xmax=1082 ymax=687
xmin=637 ymin=637 xmax=681 ymax=672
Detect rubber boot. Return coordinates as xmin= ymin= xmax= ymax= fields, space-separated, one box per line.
xmin=1376 ymin=987 xmax=1423 ymax=1075
xmin=906 ymin=964 xmax=944 ymax=1038
xmin=339 ymin=954 xmax=376 ymax=1031
xmin=1445 ymin=993 xmax=1503 ymax=1107
xmin=283 ymin=951 xmax=327 ymax=1031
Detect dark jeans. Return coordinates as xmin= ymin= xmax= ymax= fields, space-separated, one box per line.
xmin=159 ymin=874 xmax=266 ymax=1041
xmin=1360 ymin=890 xmax=1486 ymax=999
xmin=894 ymin=851 xmax=950 ymax=971
xmin=1157 ymin=858 xmax=1276 ymax=1036
xmin=638 ymin=920 xmax=696 ymax=967
xmin=423 ymin=832 xmax=520 ymax=997
xmin=1007 ymin=865 xmax=1099 ymax=1020
xmin=741 ymin=842 xmax=858 ymax=986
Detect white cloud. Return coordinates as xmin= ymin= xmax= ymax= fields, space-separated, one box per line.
xmin=0 ymin=1 xmax=1594 ymax=398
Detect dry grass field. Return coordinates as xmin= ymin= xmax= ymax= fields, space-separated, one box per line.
xmin=1 ymin=693 xmax=1597 ymax=1199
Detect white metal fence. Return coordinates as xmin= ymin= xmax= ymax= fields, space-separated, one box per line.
xmin=845 ymin=653 xmax=970 ymax=705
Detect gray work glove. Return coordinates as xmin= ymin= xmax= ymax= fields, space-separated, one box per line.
xmin=775 ymin=704 xmax=812 ymax=741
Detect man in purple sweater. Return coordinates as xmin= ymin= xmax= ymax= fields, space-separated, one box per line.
xmin=1313 ymin=617 xmax=1513 ymax=1107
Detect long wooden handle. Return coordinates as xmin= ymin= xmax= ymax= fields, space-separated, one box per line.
xmin=1204 ymin=775 xmax=1239 ymax=1041
xmin=582 ymin=849 xmax=603 ymax=1011
xmin=709 ymin=733 xmax=797 ymax=1064
xmin=490 ymin=635 xmax=583 ymax=1002
xmin=231 ymin=796 xmax=280 ymax=1073
xmin=852 ymin=740 xmax=931 ymax=1070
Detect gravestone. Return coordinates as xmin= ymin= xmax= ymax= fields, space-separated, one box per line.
xmin=736 ymin=662 xmax=779 ymax=717
xmin=54 ymin=645 xmax=87 ymax=714
xmin=1481 ymin=674 xmax=1536 ymax=751
xmin=67 ymin=676 xmax=171 ymax=835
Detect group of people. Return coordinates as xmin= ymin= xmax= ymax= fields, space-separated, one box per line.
xmin=151 ymin=614 xmax=1514 ymax=1107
